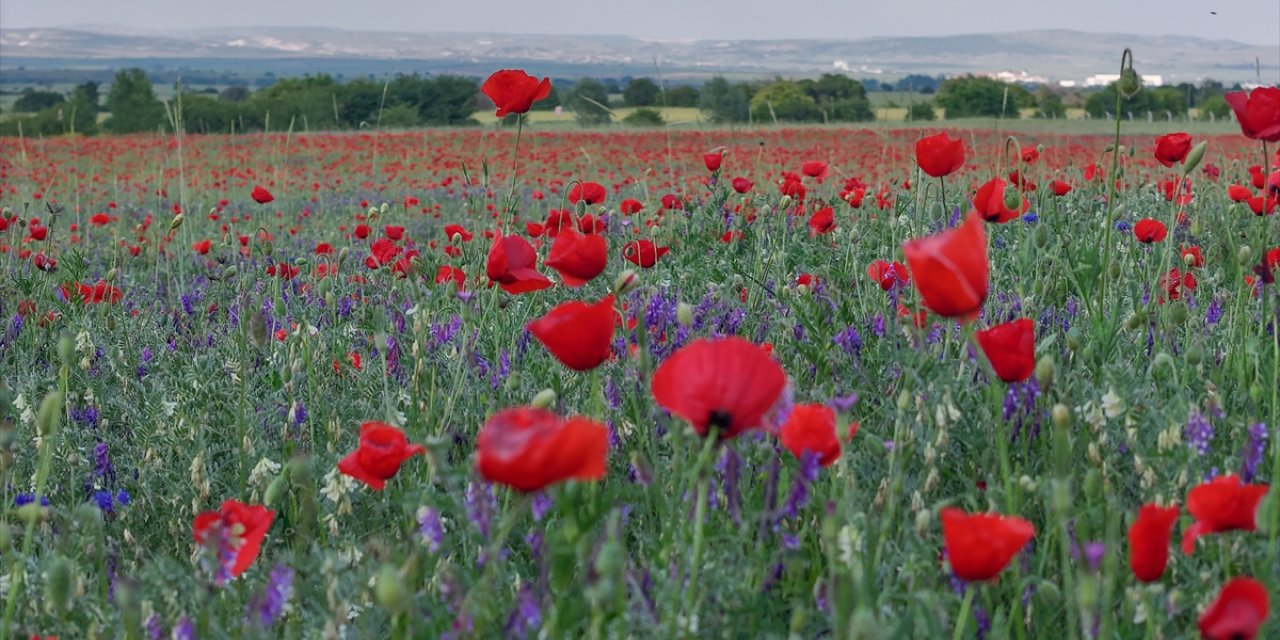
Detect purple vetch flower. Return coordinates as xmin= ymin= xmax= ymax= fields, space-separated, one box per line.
xmin=531 ymin=492 xmax=554 ymax=522
xmin=245 ymin=564 xmax=294 ymax=627
xmin=1082 ymin=541 xmax=1106 ymax=573
xmin=871 ymin=313 xmax=887 ymax=338
xmin=94 ymin=442 xmax=116 ymax=486
xmin=417 ymin=507 xmax=445 ymax=553
xmin=779 ymin=451 xmax=821 ymax=520
xmin=833 ymin=326 xmax=862 ymax=358
xmin=146 ymin=613 xmax=166 ymax=639
xmin=974 ymin=605 xmax=992 ymax=640
xmin=292 ymin=402 xmax=307 ymax=426
xmin=829 ymin=392 xmax=858 ymax=413
xmin=1240 ymin=422 xmax=1268 ymax=482
xmin=172 ymin=617 xmax=195 ymax=640
xmin=503 ymin=583 xmax=542 ymax=639
xmin=464 ymin=481 xmax=496 ymax=539
xmin=1204 ymin=298 xmax=1224 ymax=325
xmin=1184 ymin=410 xmax=1214 ymax=456
xmin=604 ymin=376 xmax=621 ymax=409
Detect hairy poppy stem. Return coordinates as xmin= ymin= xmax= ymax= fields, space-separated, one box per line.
xmin=681 ymin=427 xmax=720 ymax=631
xmin=1098 ymin=49 xmax=1134 ymax=321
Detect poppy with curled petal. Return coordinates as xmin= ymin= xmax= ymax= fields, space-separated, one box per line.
xmin=481 ymin=69 xmax=552 ymax=118
xmin=486 ymin=234 xmax=552 ymax=294
xmin=801 ymin=160 xmax=829 ymax=181
xmin=703 ymin=152 xmax=723 ymax=172
xmin=975 ymin=318 xmax=1035 ymax=383
xmin=1134 ymin=219 xmax=1168 ymax=244
xmin=251 ymin=185 xmax=274 ymax=204
xmin=528 ymin=295 xmax=615 ymax=371
xmin=619 ymin=199 xmax=643 ymax=215
xmin=973 ymin=178 xmax=1027 ymax=223
xmin=1128 ymin=502 xmax=1180 ymax=583
xmin=1154 ymin=132 xmax=1193 ymax=167
xmin=338 ymin=422 xmax=426 ymax=490
xmin=866 ymin=259 xmax=910 ymax=291
xmin=544 ymin=228 xmax=607 ymax=287
xmin=902 ymin=212 xmax=988 ymax=321
xmin=940 ymin=507 xmax=1036 ymax=582
xmin=651 ymin=337 xmax=787 ymax=439
xmin=1051 ymin=180 xmax=1073 ymax=196
xmin=1181 ymin=474 xmax=1267 ymax=554
xmin=778 ymin=404 xmax=841 ymax=466
xmin=1224 ymin=86 xmax=1280 ymax=142
xmin=731 ymin=177 xmax=754 ymax=194
xmin=568 ymin=182 xmax=607 ymax=206
xmin=622 ymin=240 xmax=669 ymax=268
xmin=1198 ymin=577 xmax=1270 ymax=640
xmin=192 ymin=499 xmax=275 ymax=584
xmin=477 ymin=407 xmax=608 ymax=492
xmin=915 ymin=132 xmax=966 ymax=178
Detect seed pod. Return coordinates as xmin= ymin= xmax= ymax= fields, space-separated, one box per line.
xmin=37 ymin=390 xmax=63 ymax=437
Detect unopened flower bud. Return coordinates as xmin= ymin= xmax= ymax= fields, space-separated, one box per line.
xmin=676 ymin=302 xmax=693 ymax=327
xmin=1118 ymin=68 xmax=1141 ymax=97
xmin=1003 ymin=184 xmax=1022 ymax=211
xmin=613 ymin=270 xmax=640 ymax=296
xmin=264 ymin=473 xmax=289 ymax=507
xmin=1182 ymin=141 xmax=1207 ymax=176
xmin=57 ymin=334 xmax=75 ymax=367
xmin=375 ymin=564 xmax=409 ymax=612
xmin=531 ymin=388 xmax=557 ymax=409
xmin=37 ymin=390 xmax=63 ymax=437
xmin=1035 ymin=356 xmax=1055 ymax=388
xmin=169 ymin=215 xmax=184 ymax=231
xmin=45 ymin=555 xmax=74 ymax=614
xmin=1052 ymin=403 xmax=1072 ymax=430
xmin=1237 ymin=245 xmax=1253 ymax=266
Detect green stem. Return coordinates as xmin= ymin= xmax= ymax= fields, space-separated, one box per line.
xmin=952 ymin=586 xmax=975 ymax=640
xmin=1098 ymin=49 xmax=1133 ymax=320
xmin=681 ymin=429 xmax=721 ymax=631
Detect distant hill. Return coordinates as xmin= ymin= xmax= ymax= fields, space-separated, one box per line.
xmin=1 ymin=26 xmax=1276 ymax=84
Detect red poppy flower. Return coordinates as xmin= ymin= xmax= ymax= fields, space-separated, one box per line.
xmin=866 ymin=259 xmax=910 ymax=291
xmin=622 ymin=240 xmax=669 ymax=268
xmin=1154 ymin=132 xmax=1193 ymax=167
xmin=973 ymin=178 xmax=1027 ymax=223
xmin=384 ymin=225 xmax=405 ymax=241
xmin=778 ymin=404 xmax=841 ymax=466
xmin=354 ymin=224 xmax=371 ymax=240
xmin=568 ymin=182 xmax=607 ymax=206
xmin=64 ymin=281 xmax=123 ymax=304
xmin=481 ymin=69 xmax=553 ymax=118
xmin=1181 ymin=474 xmax=1268 ymax=554
xmin=619 ymin=199 xmax=643 ymax=215
xmin=370 ymin=237 xmax=402 ymax=266
xmin=28 ymin=224 xmax=48 ymax=241
xmin=192 ymin=499 xmax=275 ymax=583
xmin=435 ymin=265 xmax=466 ymax=290
xmin=192 ymin=239 xmax=212 ymax=255
xmin=940 ymin=507 xmax=1036 ymax=582
xmin=1198 ymin=577 xmax=1270 ymax=640
xmin=1051 ymin=180 xmax=1073 ymax=196
xmin=731 ymin=177 xmax=754 ymax=194
xmin=1128 ymin=502 xmax=1180 ymax=583
xmin=476 ymin=407 xmax=608 ymax=492
xmin=1134 ymin=219 xmax=1168 ymax=243
xmin=651 ymin=337 xmax=787 ymax=439
xmin=89 ymin=213 xmax=110 ymax=226
xmin=544 ymin=228 xmax=607 ymax=287
xmin=915 ymin=133 xmax=966 ymax=178
xmin=1228 ymin=184 xmax=1254 ymax=202
xmin=338 ymin=422 xmax=426 ymax=490
xmin=444 ymin=224 xmax=473 ymax=242
xmin=251 ymin=185 xmax=274 ymax=204
xmin=1159 ymin=268 xmax=1197 ymax=303
xmin=902 ymin=212 xmax=989 ymax=321
xmin=1020 ymin=145 xmax=1039 ymax=164
xmin=975 ymin=318 xmax=1035 ymax=383
xmin=544 ymin=209 xmax=573 ymax=237
xmin=801 ymin=160 xmax=829 ymax=181
xmin=528 ymin=295 xmax=616 ymax=371
xmin=703 ymin=152 xmax=723 ymax=172
xmin=33 ymin=253 xmax=57 ymax=273
xmin=808 ymin=206 xmax=835 ymax=236
xmin=576 ymin=214 xmax=605 ymax=235
xmin=486 ymin=234 xmax=552 ymax=294
xmin=1224 ymin=86 xmax=1280 ymax=142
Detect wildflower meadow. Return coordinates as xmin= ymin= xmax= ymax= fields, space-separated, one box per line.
xmin=0 ymin=67 xmax=1278 ymax=639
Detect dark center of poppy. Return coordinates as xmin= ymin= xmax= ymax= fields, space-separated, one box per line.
xmin=707 ymin=410 xmax=733 ymax=433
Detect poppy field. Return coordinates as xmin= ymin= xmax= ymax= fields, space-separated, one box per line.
xmin=1 ymin=73 xmax=1279 ymax=639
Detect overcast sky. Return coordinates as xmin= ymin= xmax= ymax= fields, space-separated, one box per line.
xmin=2 ymin=0 xmax=1278 ymax=45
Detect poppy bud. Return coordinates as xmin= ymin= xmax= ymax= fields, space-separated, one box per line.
xmin=368 ymin=206 xmax=378 ymax=218
xmin=45 ymin=555 xmax=74 ymax=614
xmin=676 ymin=302 xmax=693 ymax=327
xmin=1035 ymin=356 xmax=1055 ymax=388
xmin=1083 ymin=469 xmax=1103 ymax=500
xmin=1052 ymin=403 xmax=1071 ymax=430
xmin=294 ymin=257 xmax=308 ymax=267
xmin=17 ymin=503 xmax=44 ymax=526
xmin=1168 ymin=302 xmax=1188 ymax=326
xmin=287 ymin=455 xmax=313 ymax=484
xmin=169 ymin=215 xmax=184 ymax=231
xmin=1124 ymin=311 xmax=1145 ymax=331
xmin=1035 ymin=144 xmax=1045 ymax=155
xmin=1237 ymin=245 xmax=1253 ymax=266
xmin=1118 ymin=68 xmax=1141 ymax=97
xmin=1182 ymin=141 xmax=1208 ymax=176
xmin=896 ymin=390 xmax=912 ymax=411
xmin=37 ymin=390 xmax=63 ymax=437
xmin=1151 ymin=352 xmax=1175 ymax=383
xmin=337 ymin=247 xmax=350 ymax=266
xmin=249 ymin=311 xmax=269 ymax=348
xmin=379 ymin=202 xmax=389 ymax=214
xmin=1185 ymin=343 xmax=1204 ymax=366
xmin=1108 ymin=261 xmax=1121 ymax=279
xmin=759 ymin=204 xmax=772 ymax=216
xmin=1066 ymin=328 xmax=1082 ymax=352
xmin=261 ymin=240 xmax=274 ymax=257
xmin=374 ymin=564 xmax=409 ymax=612
xmin=1034 ymin=224 xmax=1050 ymax=249
xmin=1250 ymin=381 xmax=1264 ymax=405
xmin=914 ymin=509 xmax=931 ymax=536
xmin=778 ymin=195 xmax=792 ymax=210
xmin=531 ymin=388 xmax=557 ymax=409
xmin=1002 ymin=184 xmax=1022 ymax=211
xmin=221 ymin=266 xmax=238 ymax=280
xmin=613 ymin=270 xmax=640 ymax=296
xmin=73 ymin=503 xmax=103 ymax=533
xmin=105 ymin=268 xmax=117 ymax=282
xmin=57 ymin=334 xmax=74 ymax=367
xmin=1019 ymin=475 xmax=1037 ymax=491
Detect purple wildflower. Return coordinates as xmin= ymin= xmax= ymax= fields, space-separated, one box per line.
xmin=1184 ymin=411 xmax=1214 ymax=456
xmin=418 ymin=507 xmax=445 ymax=552
xmin=245 ymin=564 xmax=294 ymax=627
xmin=1240 ymin=422 xmax=1268 ymax=482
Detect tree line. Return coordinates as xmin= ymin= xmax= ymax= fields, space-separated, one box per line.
xmin=0 ymin=67 xmax=1241 ymax=136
